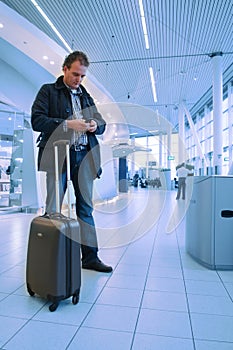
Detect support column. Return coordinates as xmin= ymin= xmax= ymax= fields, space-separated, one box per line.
xmin=159 ymin=133 xmax=163 ymax=167
xmin=130 ymin=137 xmax=135 ymax=177
xmin=228 ymin=82 xmax=233 ymax=168
xmin=167 ymin=126 xmax=172 ymax=169
xmin=182 ymin=103 xmax=207 ymax=167
xmin=146 ymin=136 xmax=149 ymax=178
xmin=203 ymin=105 xmax=208 ymax=175
xmin=119 ymin=157 xmax=128 ymax=192
xmin=178 ymin=105 xmax=185 ymax=164
xmin=210 ymin=52 xmax=223 ymax=174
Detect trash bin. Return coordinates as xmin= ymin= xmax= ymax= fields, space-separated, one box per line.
xmin=186 ymin=175 xmax=233 ymax=270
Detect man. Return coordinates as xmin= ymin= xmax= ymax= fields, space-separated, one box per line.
xmin=31 ymin=51 xmax=112 ymax=273
xmin=176 ymin=163 xmax=191 ymax=200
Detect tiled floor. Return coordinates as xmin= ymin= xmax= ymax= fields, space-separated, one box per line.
xmin=1 ymin=189 xmax=233 ymax=349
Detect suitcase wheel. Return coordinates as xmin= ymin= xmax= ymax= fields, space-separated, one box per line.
xmin=49 ymin=302 xmax=59 ymax=312
xmin=27 ymin=284 xmax=35 ymax=297
xmin=72 ymin=293 xmax=79 ymax=305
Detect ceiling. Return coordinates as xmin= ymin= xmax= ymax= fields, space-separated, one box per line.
xmin=1 ymin=0 xmax=233 ymax=134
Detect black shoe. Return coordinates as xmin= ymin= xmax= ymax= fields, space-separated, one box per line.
xmin=82 ymin=259 xmax=113 ymax=273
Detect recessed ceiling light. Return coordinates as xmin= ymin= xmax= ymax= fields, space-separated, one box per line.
xmin=49 ymin=60 xmax=55 ymax=65
xmin=0 ymin=23 xmax=4 ymax=29
xmin=31 ymin=0 xmax=72 ymax=52
xmin=43 ymin=55 xmax=48 ymax=60
xmin=149 ymin=67 xmax=157 ymax=103
xmin=139 ymin=0 xmax=149 ymax=49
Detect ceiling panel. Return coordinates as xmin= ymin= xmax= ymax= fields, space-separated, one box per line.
xmin=1 ymin=0 xmax=233 ymax=131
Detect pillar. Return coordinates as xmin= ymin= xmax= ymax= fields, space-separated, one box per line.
xmin=178 ymin=105 xmax=185 ymax=164
xmin=159 ymin=133 xmax=163 ymax=167
xmin=167 ymin=126 xmax=172 ymax=169
xmin=228 ymin=82 xmax=233 ymax=168
xmin=119 ymin=157 xmax=128 ymax=192
xmin=210 ymin=52 xmax=223 ymax=174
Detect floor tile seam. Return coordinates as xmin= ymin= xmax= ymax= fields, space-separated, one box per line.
xmin=221 ymin=280 xmax=233 ymax=284
xmin=190 ymin=312 xmax=233 ymax=317
xmin=101 ymin=286 xmax=146 ymax=291
xmin=148 ymin=265 xmax=183 ymax=270
xmin=194 ymin=338 xmax=233 ymax=344
xmin=0 ymin=282 xmax=25 ymax=297
xmin=1 ymin=317 xmax=33 ymax=349
xmin=183 ymin=277 xmax=224 ymax=282
xmin=186 ymin=291 xmax=233 ymax=298
xmin=0 ymin=296 xmax=47 ymax=321
xmin=147 ymin=272 xmax=183 ymax=277
xmin=139 ymin=307 xmax=191 ymax=314
xmin=137 ymin=306 xmax=189 ymax=313
xmin=216 ymin=270 xmax=233 ymax=302
xmin=66 ymin=221 xmax=160 ymax=348
xmin=99 ymin=220 xmax=158 ymax=249
xmin=146 ymin=275 xmax=185 ymax=281
xmin=0 ymin=246 xmax=27 ymax=259
xmin=132 ymin=330 xmax=194 ymax=340
xmin=30 ymin=316 xmax=83 ymax=328
xmin=64 ymin=296 xmax=131 ymax=349
xmin=129 ymin=216 xmax=163 ymax=350
xmin=0 ymin=313 xmax=28 ymax=321
xmin=175 ymin=225 xmax=197 ymax=350
xmin=0 ymin=292 xmax=13 ymax=303
xmin=112 ymin=271 xmax=149 ymax=277
xmin=2 ymin=316 xmax=78 ymax=350
xmin=94 ymin=300 xmax=141 ymax=308
xmin=64 ymin=268 xmax=121 ymax=349
xmin=16 ymin=317 xmax=79 ymax=327
xmin=134 ymin=331 xmax=194 ymax=340
xmin=67 ymin=324 xmax=133 ymax=335
xmin=0 ymin=265 xmax=25 ymax=277
xmin=190 ymin=310 xmax=233 ymax=318
xmin=144 ymin=288 xmax=187 ymax=295
xmin=97 ymin=286 xmax=146 ymax=291
xmin=65 ymin=326 xmax=134 ymax=349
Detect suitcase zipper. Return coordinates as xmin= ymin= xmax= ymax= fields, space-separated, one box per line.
xmin=65 ymin=220 xmax=72 ymax=297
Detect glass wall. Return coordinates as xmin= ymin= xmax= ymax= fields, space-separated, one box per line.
xmin=185 ymin=80 xmax=233 ymax=175
xmin=0 ymin=104 xmax=30 ymax=208
xmin=127 ymin=133 xmax=179 ymax=180
xmin=126 ymin=77 xmax=233 ymax=182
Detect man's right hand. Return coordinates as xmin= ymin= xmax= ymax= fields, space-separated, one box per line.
xmin=67 ymin=119 xmax=90 ymax=132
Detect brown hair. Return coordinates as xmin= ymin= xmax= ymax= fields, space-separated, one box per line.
xmin=62 ymin=51 xmax=90 ymax=70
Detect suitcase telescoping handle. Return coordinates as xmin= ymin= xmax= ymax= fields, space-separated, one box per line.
xmin=53 ymin=140 xmax=72 ymax=217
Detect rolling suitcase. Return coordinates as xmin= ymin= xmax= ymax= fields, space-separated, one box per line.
xmin=26 ymin=140 xmax=81 ymax=312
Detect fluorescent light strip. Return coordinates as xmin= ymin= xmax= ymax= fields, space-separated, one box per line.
xmin=149 ymin=67 xmax=157 ymax=103
xmin=31 ymin=0 xmax=72 ymax=52
xmin=139 ymin=0 xmax=149 ymax=49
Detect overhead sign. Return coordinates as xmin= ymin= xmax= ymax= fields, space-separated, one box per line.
xmin=167 ymin=155 xmax=175 ymax=160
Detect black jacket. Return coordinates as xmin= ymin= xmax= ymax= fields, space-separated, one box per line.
xmin=31 ymin=75 xmax=106 ymax=177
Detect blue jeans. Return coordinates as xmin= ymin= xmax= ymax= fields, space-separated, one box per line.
xmin=45 ymin=148 xmax=98 ymax=263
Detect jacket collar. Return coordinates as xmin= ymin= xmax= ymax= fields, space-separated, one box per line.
xmin=55 ymin=75 xmax=66 ymax=90
xmin=55 ymin=75 xmax=85 ymax=95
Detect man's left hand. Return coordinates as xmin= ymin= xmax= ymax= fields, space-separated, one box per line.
xmin=88 ymin=120 xmax=97 ymax=133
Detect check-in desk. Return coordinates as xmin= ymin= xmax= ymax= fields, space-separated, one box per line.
xmin=186 ymin=175 xmax=233 ymax=270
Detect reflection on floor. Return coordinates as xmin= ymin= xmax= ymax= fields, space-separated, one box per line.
xmin=1 ymin=188 xmax=233 ymax=350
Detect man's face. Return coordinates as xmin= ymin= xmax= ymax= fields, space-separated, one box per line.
xmin=63 ymin=60 xmax=87 ymax=89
